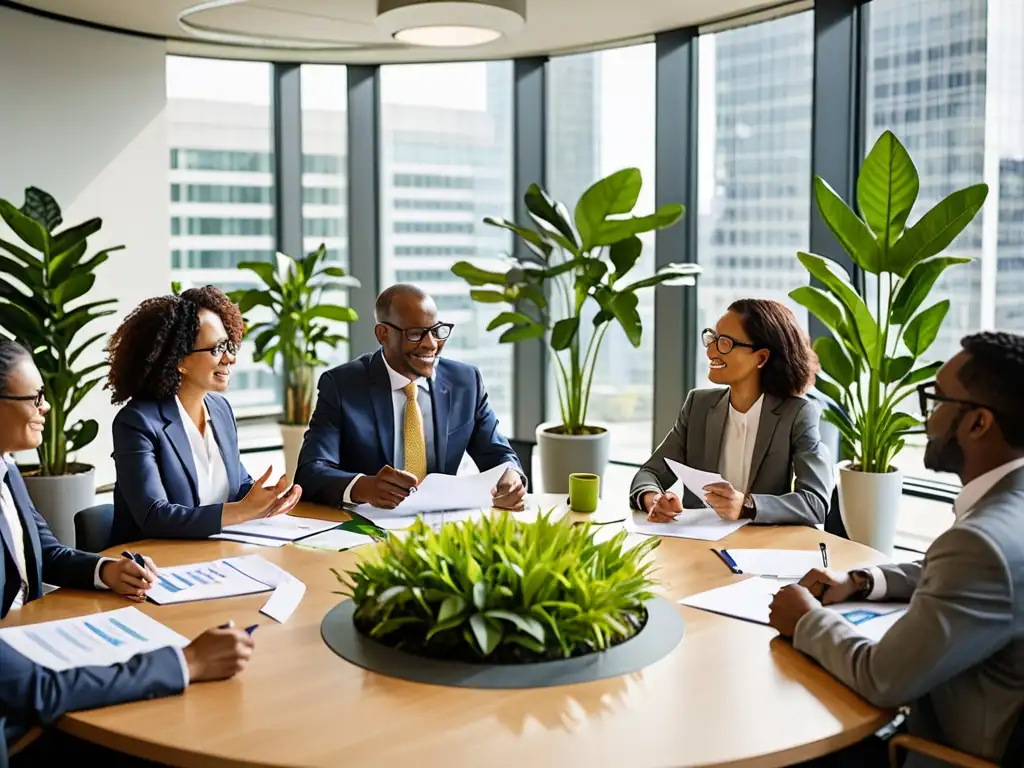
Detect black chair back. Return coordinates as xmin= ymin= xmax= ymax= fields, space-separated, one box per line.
xmin=507 ymin=438 xmax=535 ymax=491
xmin=73 ymin=504 xmax=114 ymax=553
xmin=1002 ymin=704 xmax=1024 ymax=767
xmin=824 ymin=483 xmax=850 ymax=539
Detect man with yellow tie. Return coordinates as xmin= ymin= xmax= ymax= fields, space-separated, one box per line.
xmin=295 ymin=284 xmax=526 ymax=510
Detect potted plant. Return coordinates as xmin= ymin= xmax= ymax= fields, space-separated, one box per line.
xmin=790 ymin=130 xmax=987 ymax=555
xmin=451 ymin=168 xmax=698 ymax=492
xmin=0 ymin=187 xmax=124 ymax=545
xmin=228 ymin=244 xmax=359 ymax=481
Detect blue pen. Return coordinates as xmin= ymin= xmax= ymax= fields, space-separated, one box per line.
xmin=712 ymin=548 xmax=741 ymax=574
xmin=218 ymin=622 xmax=259 ymax=635
xmin=820 ymin=542 xmax=829 ymax=568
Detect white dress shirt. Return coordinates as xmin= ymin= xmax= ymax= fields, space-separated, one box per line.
xmin=175 ymin=396 xmax=230 ymax=506
xmin=865 ymin=456 xmax=1024 ymax=600
xmin=343 ymin=357 xmax=436 ymax=504
xmin=719 ymin=395 xmax=764 ymax=494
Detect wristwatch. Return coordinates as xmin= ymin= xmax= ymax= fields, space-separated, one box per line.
xmin=741 ymin=495 xmax=756 ymax=520
xmin=850 ymin=569 xmax=875 ymax=599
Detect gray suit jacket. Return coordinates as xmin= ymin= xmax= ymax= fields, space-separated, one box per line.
xmin=629 ymin=388 xmax=833 ymax=526
xmin=793 ymin=469 xmax=1024 ymax=765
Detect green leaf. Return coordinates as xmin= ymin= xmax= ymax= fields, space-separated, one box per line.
xmin=550 ymin=317 xmax=579 ymax=351
xmin=483 ymin=217 xmax=551 ymax=264
xmin=469 ymin=289 xmax=508 ymax=304
xmin=789 ymin=285 xmax=845 ymax=334
xmin=813 ymin=336 xmax=854 ymax=388
xmin=50 ymin=218 xmax=102 ymax=260
xmin=857 ymin=130 xmax=919 ymax=249
xmin=892 ymin=257 xmax=971 ymax=325
xmin=609 ymin=235 xmax=642 ymax=281
xmin=0 ymin=200 xmax=49 ymax=254
xmin=437 ymin=595 xmax=467 ymax=624
xmin=66 ymin=419 xmax=99 ymax=452
xmin=304 ymin=305 xmax=358 ymax=323
xmin=21 ymin=187 xmax=62 ymax=231
xmin=575 ymin=168 xmax=642 ymax=251
xmin=524 ymin=184 xmax=579 ymax=252
xmin=499 ymin=323 xmax=546 ymax=343
xmin=52 ymin=273 xmax=95 ymax=308
xmin=888 ymin=184 xmax=987 ymax=277
xmin=813 ymin=178 xmax=881 ymax=273
xmin=620 ymin=262 xmax=700 ymax=293
xmin=484 ymin=610 xmax=546 ymax=643
xmin=822 ymin=407 xmax=858 ymax=445
xmin=814 ymin=376 xmax=846 ymax=406
xmin=469 ymin=613 xmax=501 ymax=656
xmin=902 ymin=301 xmax=949 ymax=358
xmin=486 ymin=311 xmax=532 ymax=331
xmin=882 ymin=356 xmax=914 ymax=384
xmin=234 ymin=290 xmax=275 ymax=314
xmin=451 ymin=261 xmax=509 ymax=287
xmin=472 ymin=580 xmax=488 ymax=611
xmin=796 ymin=252 xmax=879 ymax=364
xmin=609 ymin=292 xmax=642 ymax=347
xmin=591 ymin=203 xmax=684 ymax=247
xmin=369 ymin=616 xmax=422 ymax=638
xmin=898 ymin=362 xmax=942 ymax=390
xmin=0 ymin=237 xmax=43 ymax=269
xmin=237 ymin=260 xmax=279 ymax=289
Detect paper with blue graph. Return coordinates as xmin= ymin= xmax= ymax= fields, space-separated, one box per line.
xmin=146 ymin=555 xmax=276 ymax=605
xmin=0 ymin=606 xmax=188 ymax=672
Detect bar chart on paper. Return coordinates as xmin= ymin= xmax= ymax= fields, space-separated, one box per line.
xmin=148 ymin=559 xmax=274 ymax=605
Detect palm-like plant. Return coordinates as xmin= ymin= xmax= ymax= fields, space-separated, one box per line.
xmin=228 ymin=245 xmax=359 ymax=425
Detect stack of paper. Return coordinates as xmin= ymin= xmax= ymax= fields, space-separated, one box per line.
xmin=718 ymin=549 xmax=826 ymax=578
xmin=626 ymin=510 xmax=749 ymax=542
xmin=0 ymin=607 xmax=188 ymax=671
xmin=214 ymin=515 xmax=340 ymax=545
xmin=295 ymin=528 xmax=376 ymax=552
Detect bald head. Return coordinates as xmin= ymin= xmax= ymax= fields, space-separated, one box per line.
xmin=374 ymin=284 xmax=434 ymax=325
xmin=374 ymin=284 xmax=446 ymax=379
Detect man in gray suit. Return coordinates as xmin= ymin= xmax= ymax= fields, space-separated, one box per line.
xmin=769 ymin=331 xmax=1024 ymax=766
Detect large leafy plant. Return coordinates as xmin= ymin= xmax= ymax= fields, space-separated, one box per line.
xmin=228 ymin=244 xmax=359 ymax=426
xmin=451 ymin=168 xmax=698 ymax=435
xmin=338 ymin=510 xmax=659 ymax=663
xmin=0 ymin=187 xmax=123 ymax=475
xmin=791 ymin=130 xmax=987 ymax=473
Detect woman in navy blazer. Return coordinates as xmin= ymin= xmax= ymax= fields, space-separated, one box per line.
xmin=107 ymin=286 xmax=301 ymax=544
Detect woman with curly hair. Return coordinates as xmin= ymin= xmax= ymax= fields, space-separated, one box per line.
xmin=107 ymin=285 xmax=301 ymax=544
xmin=630 ymin=298 xmax=834 ymax=527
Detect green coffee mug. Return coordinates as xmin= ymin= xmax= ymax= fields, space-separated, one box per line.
xmin=568 ymin=473 xmax=600 ymax=514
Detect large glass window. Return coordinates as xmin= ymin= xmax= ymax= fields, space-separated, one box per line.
xmin=301 ymin=65 xmax=348 ymax=267
xmin=167 ymin=56 xmax=279 ymax=411
xmin=546 ymin=44 xmax=657 ymax=464
xmin=696 ymin=12 xmax=815 ymax=383
xmin=379 ymin=62 xmax=515 ymax=428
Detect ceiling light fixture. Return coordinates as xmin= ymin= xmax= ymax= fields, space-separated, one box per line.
xmin=376 ymin=0 xmax=526 ymax=48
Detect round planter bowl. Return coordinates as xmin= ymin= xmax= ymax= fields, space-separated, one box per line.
xmin=321 ymin=596 xmax=684 ymax=690
xmin=837 ymin=462 xmax=902 ymax=558
xmin=279 ymin=423 xmax=307 ymax=483
xmin=535 ymin=421 xmax=611 ymax=495
xmin=19 ymin=463 xmax=96 ymax=547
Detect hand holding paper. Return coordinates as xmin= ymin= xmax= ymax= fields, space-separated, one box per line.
xmin=664 ymin=458 xmax=727 ymax=509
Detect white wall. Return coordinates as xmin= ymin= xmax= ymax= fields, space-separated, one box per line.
xmin=0 ymin=7 xmax=169 ymax=484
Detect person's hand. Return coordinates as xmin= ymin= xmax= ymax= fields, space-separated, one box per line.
xmin=797 ymin=568 xmax=860 ymax=605
xmin=702 ymin=481 xmax=744 ymax=521
xmin=491 ymin=468 xmax=526 ymax=511
xmin=183 ymin=622 xmax=254 ymax=683
xmin=100 ymin=556 xmax=158 ymax=601
xmin=768 ymin=584 xmax=819 ymax=638
xmin=350 ymin=465 xmax=419 ymax=509
xmin=224 ymin=467 xmax=302 ymax=526
xmin=643 ymin=490 xmax=682 ymax=522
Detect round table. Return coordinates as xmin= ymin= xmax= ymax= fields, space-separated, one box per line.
xmin=2 ymin=495 xmax=891 ymax=767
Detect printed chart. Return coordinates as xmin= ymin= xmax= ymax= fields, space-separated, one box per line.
xmin=148 ymin=558 xmax=274 ymax=605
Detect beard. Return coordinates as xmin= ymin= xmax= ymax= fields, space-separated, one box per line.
xmin=923 ymin=412 xmax=966 ymax=476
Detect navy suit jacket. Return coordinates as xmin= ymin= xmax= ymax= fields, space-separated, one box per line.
xmin=111 ymin=394 xmax=254 ymax=544
xmin=0 ymin=463 xmax=185 ymax=766
xmin=295 ymin=351 xmax=522 ymax=507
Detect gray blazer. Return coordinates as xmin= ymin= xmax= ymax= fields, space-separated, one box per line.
xmin=793 ymin=468 xmax=1024 ymax=765
xmin=629 ymin=388 xmax=833 ymax=526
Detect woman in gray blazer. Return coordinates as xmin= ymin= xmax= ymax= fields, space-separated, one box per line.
xmin=631 ymin=298 xmax=834 ymax=526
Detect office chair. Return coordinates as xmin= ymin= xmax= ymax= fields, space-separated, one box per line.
xmin=507 ymin=438 xmax=535 ymax=491
xmin=8 ymin=727 xmax=43 ymax=758
xmin=823 ymin=483 xmax=850 ymax=539
xmin=73 ymin=503 xmax=114 ymax=553
xmin=888 ymin=704 xmax=1024 ymax=768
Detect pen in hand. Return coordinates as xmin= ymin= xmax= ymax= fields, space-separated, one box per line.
xmin=819 ymin=542 xmax=828 ymax=568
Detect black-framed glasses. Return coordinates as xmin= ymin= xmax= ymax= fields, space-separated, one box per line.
xmin=189 ymin=340 xmax=238 ymax=358
xmin=916 ymin=381 xmax=992 ymax=420
xmin=0 ymin=388 xmax=46 ymax=408
xmin=382 ymin=321 xmax=454 ymax=343
xmin=701 ymin=328 xmax=758 ymax=355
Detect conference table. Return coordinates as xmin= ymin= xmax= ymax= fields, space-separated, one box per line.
xmin=2 ymin=495 xmax=892 ymax=767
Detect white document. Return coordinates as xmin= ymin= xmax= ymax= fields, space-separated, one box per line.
xmin=665 ymin=457 xmax=727 ymax=507
xmin=260 ymin=577 xmax=306 ymax=623
xmin=147 ymin=556 xmax=276 ymax=605
xmin=365 ymin=508 xmax=489 ymax=531
xmin=626 ymin=510 xmax=749 ymax=542
xmin=209 ymin=533 xmax=288 ymax=548
xmin=723 ymin=549 xmax=826 ymax=578
xmin=296 ymin=528 xmax=376 ymax=551
xmin=0 ymin=607 xmax=188 ymax=672
xmin=679 ymin=576 xmax=907 ymax=640
xmin=221 ymin=515 xmax=339 ymax=542
xmin=355 ymin=463 xmax=509 ymax=521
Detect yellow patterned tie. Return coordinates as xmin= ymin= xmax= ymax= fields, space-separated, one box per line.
xmin=402 ymin=382 xmax=427 ymax=481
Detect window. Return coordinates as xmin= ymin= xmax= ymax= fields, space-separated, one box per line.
xmin=697 ymin=12 xmax=814 ymax=384
xmin=547 ymin=44 xmax=657 ymax=463
xmin=380 ymin=62 xmax=515 ymax=428
xmin=863 ymin=0 xmax=995 ymax=485
xmin=167 ymin=56 xmax=280 ymax=412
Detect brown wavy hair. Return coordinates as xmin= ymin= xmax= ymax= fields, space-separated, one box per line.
xmin=728 ymin=298 xmax=818 ymax=398
xmin=105 ymin=286 xmax=244 ymax=404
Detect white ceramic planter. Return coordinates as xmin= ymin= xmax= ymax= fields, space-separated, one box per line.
xmin=20 ymin=464 xmax=96 ymax=547
xmin=837 ymin=462 xmax=903 ymax=557
xmin=280 ymin=423 xmax=307 ymax=483
xmin=535 ymin=422 xmax=611 ymax=495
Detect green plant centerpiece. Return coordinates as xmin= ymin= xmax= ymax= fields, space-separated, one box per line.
xmin=337 ymin=511 xmax=659 ymax=663
xmin=0 ymin=187 xmax=123 ymax=476
xmin=790 ymin=130 xmax=987 ymax=551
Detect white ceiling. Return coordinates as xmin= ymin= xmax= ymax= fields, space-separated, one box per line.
xmin=5 ymin=0 xmax=799 ymax=63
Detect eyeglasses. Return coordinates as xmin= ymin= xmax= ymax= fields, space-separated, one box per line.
xmin=0 ymin=388 xmax=46 ymax=408
xmin=701 ymin=328 xmax=758 ymax=355
xmin=916 ymin=381 xmax=994 ymax=420
xmin=189 ymin=340 xmax=238 ymax=358
xmin=382 ymin=322 xmax=454 ymax=343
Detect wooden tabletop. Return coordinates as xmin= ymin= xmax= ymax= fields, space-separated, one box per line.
xmin=2 ymin=495 xmax=891 ymax=768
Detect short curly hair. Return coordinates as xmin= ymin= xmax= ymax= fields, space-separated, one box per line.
xmin=958 ymin=331 xmax=1024 ymax=447
xmin=105 ymin=286 xmax=244 ymax=404
xmin=728 ymin=298 xmax=819 ymax=399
